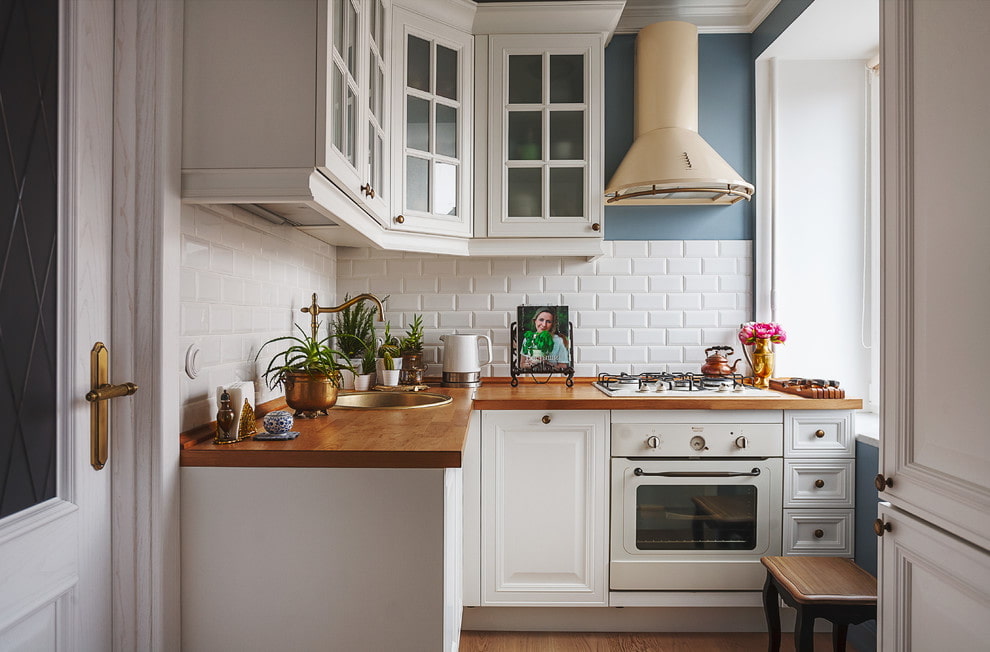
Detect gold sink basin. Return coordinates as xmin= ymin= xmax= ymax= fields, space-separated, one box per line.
xmin=332 ymin=391 xmax=452 ymax=410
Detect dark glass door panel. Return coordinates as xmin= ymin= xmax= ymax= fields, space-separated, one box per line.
xmin=635 ymin=485 xmax=758 ymax=551
xmin=0 ymin=0 xmax=59 ymax=518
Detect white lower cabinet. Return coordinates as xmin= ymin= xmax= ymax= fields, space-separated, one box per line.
xmin=782 ymin=410 xmax=855 ymax=556
xmin=480 ymin=410 xmax=608 ymax=605
xmin=878 ymin=503 xmax=990 ymax=651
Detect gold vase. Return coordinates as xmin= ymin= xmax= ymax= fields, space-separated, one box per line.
xmin=283 ymin=371 xmax=339 ymax=417
xmin=750 ymin=338 xmax=774 ymax=389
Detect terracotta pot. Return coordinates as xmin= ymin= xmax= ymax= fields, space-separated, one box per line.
xmin=283 ymin=371 xmax=339 ymax=417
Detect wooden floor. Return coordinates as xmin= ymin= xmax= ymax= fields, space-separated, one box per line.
xmin=460 ymin=631 xmax=858 ymax=651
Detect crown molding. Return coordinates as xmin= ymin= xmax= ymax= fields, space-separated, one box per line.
xmin=615 ymin=0 xmax=781 ymax=34
xmin=473 ymin=1 xmax=625 ymax=42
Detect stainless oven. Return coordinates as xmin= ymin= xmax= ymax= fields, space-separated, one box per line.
xmin=609 ymin=410 xmax=783 ymax=592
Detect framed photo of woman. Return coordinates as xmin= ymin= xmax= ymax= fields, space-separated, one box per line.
xmin=517 ymin=305 xmax=571 ymax=370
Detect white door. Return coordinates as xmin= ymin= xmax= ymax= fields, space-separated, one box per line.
xmin=0 ymin=2 xmax=115 ymax=649
xmin=879 ymin=0 xmax=990 ymax=649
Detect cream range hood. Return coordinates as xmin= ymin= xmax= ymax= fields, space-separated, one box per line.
xmin=604 ymin=21 xmax=754 ymax=205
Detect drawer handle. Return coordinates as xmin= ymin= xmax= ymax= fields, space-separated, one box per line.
xmin=591 ymin=223 xmax=601 ymax=232
xmin=814 ymin=529 xmax=825 ymax=539
xmin=814 ymin=429 xmax=826 ymax=438
xmin=873 ymin=518 xmax=892 ymax=537
xmin=814 ymin=479 xmax=825 ymax=488
xmin=395 ymin=215 xmax=405 ymax=224
xmin=541 ymin=415 xmax=551 ymax=424
xmin=874 ymin=473 xmax=893 ymax=492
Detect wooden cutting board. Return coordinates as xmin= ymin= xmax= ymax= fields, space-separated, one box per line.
xmin=770 ymin=378 xmax=846 ymax=399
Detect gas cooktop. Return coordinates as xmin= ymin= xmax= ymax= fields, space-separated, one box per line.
xmin=592 ymin=372 xmax=776 ymax=398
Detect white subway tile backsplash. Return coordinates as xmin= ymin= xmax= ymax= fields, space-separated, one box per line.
xmin=457 ymin=294 xmax=492 ymax=311
xmin=597 ymin=329 xmax=631 ymax=346
xmin=492 ymin=293 xmax=527 ymax=311
xmin=578 ymin=275 xmax=612 ymax=293
xmin=649 ymin=275 xmax=683 ymax=293
xmin=703 ymin=257 xmax=737 ymax=275
xmin=649 ymin=311 xmax=683 ymax=328
xmin=612 ymin=241 xmax=650 ymax=257
xmin=576 ymin=346 xmax=613 ymax=363
xmin=684 ymin=310 xmax=720 ymax=327
xmin=578 ymin=311 xmax=613 ymax=328
xmin=614 ymin=346 xmax=649 ymax=363
xmin=632 ymin=258 xmax=665 ymax=275
xmin=526 ymin=258 xmax=563 ymax=276
xmin=597 ymin=293 xmax=631 ymax=311
xmin=560 ymin=293 xmax=597 ymax=310
xmin=631 ymin=294 xmax=665 ymax=310
xmin=649 ymin=346 xmax=684 ymax=363
xmin=702 ymin=293 xmax=737 ymax=309
xmin=212 ymin=245 xmax=235 ymax=274
xmin=613 ymin=311 xmax=649 ymax=328
xmin=684 ymin=275 xmax=719 ymax=292
xmin=439 ymin=311 xmax=473 ymax=328
xmin=667 ymin=257 xmax=703 ymax=275
xmin=719 ymin=240 xmax=752 ymax=257
xmin=545 ymin=275 xmax=579 ymax=293
xmin=632 ymin=329 xmax=666 ymax=345
xmin=423 ymin=294 xmax=456 ymax=311
xmin=649 ymin=241 xmax=684 ymax=257
xmin=595 ymin=258 xmax=632 ymax=275
xmin=667 ymin=293 xmax=703 ymax=310
xmin=525 ymin=293 xmax=561 ymax=306
xmin=685 ymin=241 xmax=719 ymax=257
xmin=508 ymin=276 xmax=543 ymax=293
xmin=182 ymin=235 xmax=211 ymax=269
xmin=614 ymin=276 xmax=649 ymax=293
xmin=667 ymin=328 xmax=703 ymax=346
xmin=475 ymin=276 xmax=509 ymax=293
xmin=474 ymin=311 xmax=509 ymax=328
xmin=719 ymin=275 xmax=750 ymax=292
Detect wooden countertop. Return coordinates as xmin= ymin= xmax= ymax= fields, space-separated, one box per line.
xmin=472 ymin=383 xmax=862 ymax=411
xmin=179 ymin=380 xmax=862 ymax=470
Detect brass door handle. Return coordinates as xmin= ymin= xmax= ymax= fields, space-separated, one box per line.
xmin=875 ymin=473 xmax=893 ymax=492
xmin=88 ymin=342 xmax=139 ymax=470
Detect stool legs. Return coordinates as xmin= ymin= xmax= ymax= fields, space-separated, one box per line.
xmin=762 ymin=573 xmax=781 ymax=652
xmin=832 ymin=623 xmax=848 ymax=652
xmin=793 ymin=608 xmax=815 ymax=652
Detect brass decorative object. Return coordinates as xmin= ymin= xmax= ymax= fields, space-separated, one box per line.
xmin=215 ymin=390 xmax=237 ymax=444
xmin=284 ymin=371 xmax=340 ymax=418
xmin=237 ymin=399 xmax=257 ymax=440
xmin=749 ymin=338 xmax=775 ymax=389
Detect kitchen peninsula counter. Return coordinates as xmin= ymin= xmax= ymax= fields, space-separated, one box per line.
xmin=179 ymin=382 xmax=861 ymax=469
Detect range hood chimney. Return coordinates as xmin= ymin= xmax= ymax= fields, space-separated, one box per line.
xmin=604 ymin=21 xmax=754 ymax=205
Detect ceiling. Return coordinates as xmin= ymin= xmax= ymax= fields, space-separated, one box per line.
xmin=616 ymin=0 xmax=781 ymax=34
xmin=476 ymin=0 xmax=781 ymax=33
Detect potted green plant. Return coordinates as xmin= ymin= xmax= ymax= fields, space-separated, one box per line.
xmin=256 ymin=324 xmax=351 ymax=417
xmin=376 ymin=321 xmax=402 ymax=385
xmin=400 ymin=314 xmax=425 ymax=383
xmin=331 ymin=295 xmax=377 ymax=389
xmin=354 ymin=346 xmax=377 ymax=391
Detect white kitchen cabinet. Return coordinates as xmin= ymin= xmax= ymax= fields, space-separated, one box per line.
xmin=481 ymin=410 xmax=608 ymax=605
xmin=782 ymin=410 xmax=855 ymax=556
xmin=484 ymin=34 xmax=605 ymax=239
xmin=183 ymin=0 xmax=390 ymax=225
xmin=877 ymin=503 xmax=990 ymax=651
xmin=389 ymin=6 xmax=473 ymax=237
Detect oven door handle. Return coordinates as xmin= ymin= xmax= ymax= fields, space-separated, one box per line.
xmin=633 ymin=468 xmax=762 ymax=478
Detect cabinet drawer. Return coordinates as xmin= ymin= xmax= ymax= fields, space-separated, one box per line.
xmin=784 ymin=410 xmax=854 ymax=458
xmin=784 ymin=460 xmax=855 ymax=508
xmin=783 ymin=509 xmax=854 ymax=556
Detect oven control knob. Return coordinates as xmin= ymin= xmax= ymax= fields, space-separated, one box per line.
xmin=734 ymin=436 xmax=748 ymax=449
xmin=689 ymin=435 xmax=707 ymax=451
xmin=646 ymin=435 xmax=660 ymax=449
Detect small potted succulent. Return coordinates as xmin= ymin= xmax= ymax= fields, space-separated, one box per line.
xmin=376 ymin=321 xmax=402 ymax=386
xmin=256 ymin=324 xmax=352 ymax=417
xmin=354 ymin=346 xmax=377 ymax=391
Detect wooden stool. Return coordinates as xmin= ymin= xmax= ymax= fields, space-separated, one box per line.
xmin=761 ymin=556 xmax=877 ymax=652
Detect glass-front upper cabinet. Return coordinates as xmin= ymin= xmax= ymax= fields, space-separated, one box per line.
xmin=389 ymin=7 xmax=473 ymax=237
xmin=321 ymin=0 xmax=390 ymax=223
xmin=488 ymin=34 xmax=603 ymax=238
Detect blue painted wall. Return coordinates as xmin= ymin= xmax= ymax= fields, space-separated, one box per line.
xmin=850 ymin=439 xmax=880 ymax=651
xmin=604 ymin=34 xmax=754 ymax=240
xmin=751 ymin=0 xmax=816 ymax=58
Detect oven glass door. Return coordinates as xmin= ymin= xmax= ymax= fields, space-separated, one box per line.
xmin=613 ymin=458 xmax=782 ymax=558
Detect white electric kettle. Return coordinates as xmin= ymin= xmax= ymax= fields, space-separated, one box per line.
xmin=439 ymin=333 xmax=493 ymax=387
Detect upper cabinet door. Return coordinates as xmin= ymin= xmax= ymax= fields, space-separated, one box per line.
xmin=880 ymin=0 xmax=990 ymax=551
xmin=389 ymin=7 xmax=473 ymax=237
xmin=319 ymin=0 xmax=390 ymax=223
xmin=487 ymin=34 xmax=603 ymax=238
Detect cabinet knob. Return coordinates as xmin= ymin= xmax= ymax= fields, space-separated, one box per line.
xmin=395 ymin=215 xmax=405 ymax=224
xmin=814 ymin=429 xmax=826 ymax=438
xmin=814 ymin=479 xmax=825 ymax=489
xmin=541 ymin=415 xmax=551 ymax=424
xmin=873 ymin=517 xmax=892 ymax=537
xmin=591 ymin=223 xmax=601 ymax=232
xmin=813 ymin=529 xmax=825 ymax=539
xmin=361 ymin=183 xmax=375 ymax=198
xmin=874 ymin=473 xmax=893 ymax=492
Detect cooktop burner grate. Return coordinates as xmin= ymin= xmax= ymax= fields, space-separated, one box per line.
xmin=596 ymin=372 xmax=752 ymax=393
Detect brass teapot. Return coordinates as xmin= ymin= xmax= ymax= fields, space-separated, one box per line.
xmin=701 ymin=346 xmax=741 ymax=377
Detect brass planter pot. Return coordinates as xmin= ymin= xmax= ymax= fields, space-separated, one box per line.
xmin=283 ymin=371 xmax=340 ymax=417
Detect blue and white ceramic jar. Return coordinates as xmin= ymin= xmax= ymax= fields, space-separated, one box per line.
xmin=262 ymin=410 xmax=294 ymax=435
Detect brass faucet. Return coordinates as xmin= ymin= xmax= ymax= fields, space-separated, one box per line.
xmin=301 ymin=293 xmax=386 ymax=341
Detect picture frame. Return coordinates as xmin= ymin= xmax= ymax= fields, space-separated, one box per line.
xmin=511 ymin=305 xmax=575 ymax=386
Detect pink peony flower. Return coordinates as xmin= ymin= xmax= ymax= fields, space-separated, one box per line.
xmin=738 ymin=322 xmax=787 ymax=345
